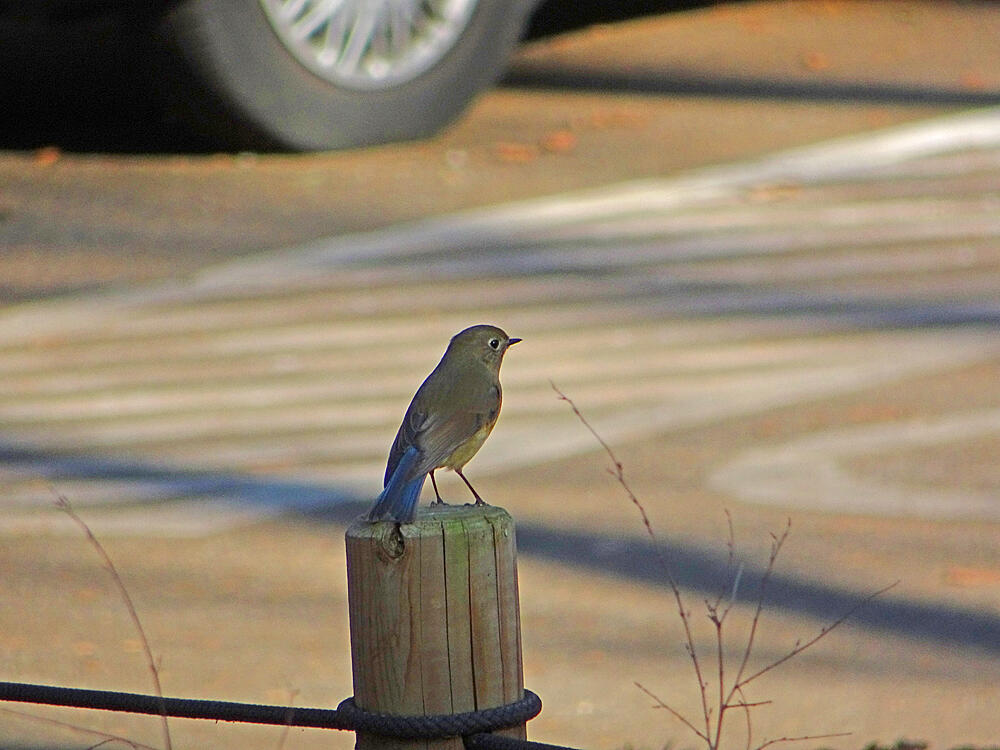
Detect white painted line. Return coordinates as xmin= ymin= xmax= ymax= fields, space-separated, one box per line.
xmin=709 ymin=409 xmax=1000 ymax=521
xmin=2 ymin=108 xmax=998 ymax=341
xmin=2 ymin=109 xmax=1000 ymax=534
xmin=477 ymin=331 xmax=1000 ymax=480
xmin=193 ymin=107 xmax=1000 ymax=289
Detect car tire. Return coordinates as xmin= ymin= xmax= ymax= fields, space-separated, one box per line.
xmin=157 ymin=0 xmax=535 ymax=151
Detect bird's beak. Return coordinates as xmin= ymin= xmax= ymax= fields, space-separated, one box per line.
xmin=508 ymin=337 xmax=522 ymax=346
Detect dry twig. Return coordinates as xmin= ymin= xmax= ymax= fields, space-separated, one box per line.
xmin=553 ymin=384 xmax=896 ymax=750
xmin=54 ymin=492 xmax=173 ymax=750
xmin=551 ymin=382 xmax=712 ymax=730
xmin=0 ymin=706 xmax=159 ymax=750
xmin=275 ymin=687 xmax=301 ymax=750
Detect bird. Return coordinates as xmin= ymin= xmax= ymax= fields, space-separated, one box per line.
xmin=367 ymin=324 xmax=521 ymax=524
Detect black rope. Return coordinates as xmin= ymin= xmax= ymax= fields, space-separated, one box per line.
xmin=336 ymin=691 xmax=541 ymax=738
xmin=0 ymin=681 xmax=351 ymax=729
xmin=0 ymin=681 xmax=541 ymax=738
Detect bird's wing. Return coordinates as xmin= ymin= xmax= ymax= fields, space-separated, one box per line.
xmin=384 ymin=381 xmax=500 ymax=485
xmin=412 ymin=408 xmax=490 ymax=475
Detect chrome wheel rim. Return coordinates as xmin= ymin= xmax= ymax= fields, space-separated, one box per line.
xmin=259 ymin=0 xmax=480 ymax=90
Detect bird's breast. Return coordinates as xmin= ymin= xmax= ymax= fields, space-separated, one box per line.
xmin=441 ymin=420 xmax=496 ymax=471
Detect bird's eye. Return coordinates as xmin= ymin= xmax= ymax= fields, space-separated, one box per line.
xmin=489 ymin=338 xmax=501 ymax=350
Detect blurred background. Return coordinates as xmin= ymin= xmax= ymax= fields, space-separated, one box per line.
xmin=1 ymin=2 xmax=999 ymax=749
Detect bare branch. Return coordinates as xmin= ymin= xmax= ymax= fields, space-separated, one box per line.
xmin=85 ymin=740 xmax=129 ymax=750
xmin=731 ymin=519 xmax=791 ymax=694
xmin=554 ymin=384 xmax=886 ymax=750
xmin=54 ymin=492 xmax=173 ymax=750
xmin=712 ymin=620 xmax=725 ymax=750
xmin=553 ymin=382 xmax=712 ymax=731
xmin=275 ymin=687 xmax=300 ymax=750
xmin=550 ymin=381 xmax=657 ymax=543
xmin=635 ymin=682 xmax=708 ymax=743
xmin=710 ymin=510 xmax=738 ymax=614
xmin=737 ymin=580 xmax=899 ymax=690
xmin=755 ymin=731 xmax=852 ymax=750
xmin=0 ymin=707 xmax=158 ymax=750
xmin=737 ymin=686 xmax=753 ymax=750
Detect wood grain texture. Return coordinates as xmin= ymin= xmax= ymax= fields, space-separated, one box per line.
xmin=346 ymin=504 xmax=525 ymax=750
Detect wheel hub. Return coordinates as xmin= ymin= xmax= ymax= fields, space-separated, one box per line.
xmin=259 ymin=0 xmax=480 ymax=90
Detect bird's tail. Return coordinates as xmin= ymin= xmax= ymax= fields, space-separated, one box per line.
xmin=368 ymin=447 xmax=426 ymax=524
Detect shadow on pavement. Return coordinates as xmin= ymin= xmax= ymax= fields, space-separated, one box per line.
xmin=9 ymin=1 xmax=992 ymax=154
xmin=514 ymin=524 xmax=1000 ymax=657
xmin=503 ymin=66 xmax=1000 ymax=107
xmin=5 ymin=442 xmax=999 ymax=657
xmin=0 ymin=444 xmax=358 ymax=516
xmin=656 ymin=288 xmax=1000 ymax=330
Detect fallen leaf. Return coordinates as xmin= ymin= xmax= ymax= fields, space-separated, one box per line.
xmin=960 ymin=70 xmax=987 ymax=91
xmin=540 ymin=129 xmax=577 ymax=154
xmin=34 ymin=145 xmax=61 ymax=166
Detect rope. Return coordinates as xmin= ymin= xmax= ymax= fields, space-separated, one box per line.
xmin=0 ymin=681 xmax=350 ymax=729
xmin=0 ymin=681 xmax=541 ymax=737
xmin=336 ymin=691 xmax=541 ymax=738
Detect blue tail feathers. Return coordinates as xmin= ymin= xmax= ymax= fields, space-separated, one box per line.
xmin=368 ymin=446 xmax=426 ymax=523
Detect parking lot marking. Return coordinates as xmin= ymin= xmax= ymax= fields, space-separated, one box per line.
xmin=2 ymin=111 xmax=999 ymax=534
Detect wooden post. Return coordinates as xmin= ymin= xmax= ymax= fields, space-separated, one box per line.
xmin=345 ymin=504 xmax=525 ymax=750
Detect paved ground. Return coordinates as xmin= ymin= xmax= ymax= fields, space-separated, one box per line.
xmin=2 ymin=2 xmax=1000 ymax=750
xmin=3 ymin=109 xmax=1000 ymax=532
xmin=4 ymin=2 xmax=1000 ymax=303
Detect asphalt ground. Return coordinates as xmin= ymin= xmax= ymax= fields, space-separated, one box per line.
xmin=2 ymin=2 xmax=1000 ymax=750
xmin=3 ymin=2 xmax=1000 ymax=303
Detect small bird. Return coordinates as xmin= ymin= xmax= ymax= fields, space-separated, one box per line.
xmin=367 ymin=324 xmax=521 ymax=524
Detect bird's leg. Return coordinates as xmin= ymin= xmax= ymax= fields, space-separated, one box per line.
xmin=429 ymin=470 xmax=448 ymax=505
xmin=456 ymin=469 xmax=487 ymax=506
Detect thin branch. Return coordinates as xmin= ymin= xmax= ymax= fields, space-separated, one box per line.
xmin=635 ymin=682 xmax=708 ymax=743
xmin=755 ymin=732 xmax=852 ymax=750
xmin=730 ymin=520 xmax=791 ymax=694
xmin=54 ymin=492 xmax=172 ymax=750
xmin=550 ymin=381 xmax=658 ymax=543
xmin=737 ymin=686 xmax=753 ymax=750
xmin=728 ymin=700 xmax=772 ymax=709
xmin=553 ymin=382 xmax=712 ymax=731
xmin=275 ymin=687 xmax=300 ymax=750
xmin=713 ymin=620 xmax=725 ymax=750
xmin=86 ymin=740 xmax=128 ymax=750
xmin=554 ymin=384 xmax=889 ymax=750
xmin=710 ymin=510 xmax=738 ymax=613
xmin=737 ymin=580 xmax=899 ymax=690
xmin=0 ymin=707 xmax=159 ymax=750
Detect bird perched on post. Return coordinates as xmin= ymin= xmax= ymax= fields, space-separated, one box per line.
xmin=367 ymin=324 xmax=521 ymax=524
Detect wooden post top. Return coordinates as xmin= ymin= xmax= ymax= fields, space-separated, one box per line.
xmin=347 ymin=504 xmax=515 ymax=557
xmin=345 ymin=503 xmax=524 ymax=750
